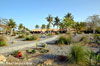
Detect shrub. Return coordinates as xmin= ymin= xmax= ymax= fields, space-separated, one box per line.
xmin=32 ymin=49 xmax=36 ymax=53
xmin=42 ymin=43 xmax=47 ymax=48
xmin=0 ymin=36 xmax=7 ymax=47
xmin=94 ymin=34 xmax=100 ymax=43
xmin=56 ymin=35 xmax=72 ymax=45
xmin=24 ymin=35 xmax=39 ymax=41
xmin=18 ymin=34 xmax=26 ymax=38
xmin=69 ymin=44 xmax=88 ymax=64
xmin=41 ymin=48 xmax=49 ymax=53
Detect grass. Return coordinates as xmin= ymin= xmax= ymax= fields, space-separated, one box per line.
xmin=0 ymin=36 xmax=7 ymax=47
xmin=24 ymin=35 xmax=39 ymax=41
xmin=69 ymin=43 xmax=88 ymax=65
xmin=56 ymin=35 xmax=72 ymax=45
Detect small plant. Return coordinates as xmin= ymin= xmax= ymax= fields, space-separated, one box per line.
xmin=18 ymin=34 xmax=25 ymax=38
xmin=41 ymin=48 xmax=49 ymax=53
xmin=24 ymin=35 xmax=39 ymax=41
xmin=94 ymin=34 xmax=100 ymax=44
xmin=32 ymin=49 xmax=36 ymax=53
xmin=0 ymin=36 xmax=7 ymax=47
xmin=69 ymin=44 xmax=88 ymax=64
xmin=42 ymin=43 xmax=47 ymax=48
xmin=12 ymin=50 xmax=23 ymax=58
xmin=94 ymin=54 xmax=100 ymax=66
xmin=56 ymin=35 xmax=72 ymax=45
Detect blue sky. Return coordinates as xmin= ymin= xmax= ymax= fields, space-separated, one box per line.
xmin=0 ymin=0 xmax=100 ymax=29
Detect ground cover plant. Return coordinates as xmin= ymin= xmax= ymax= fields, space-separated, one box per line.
xmin=24 ymin=35 xmax=39 ymax=41
xmin=0 ymin=36 xmax=7 ymax=47
xmin=56 ymin=35 xmax=72 ymax=45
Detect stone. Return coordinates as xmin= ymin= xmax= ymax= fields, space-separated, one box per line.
xmin=43 ymin=59 xmax=53 ymax=65
xmin=0 ymin=55 xmax=6 ymax=62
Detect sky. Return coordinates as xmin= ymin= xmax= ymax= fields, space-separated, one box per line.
xmin=0 ymin=0 xmax=100 ymax=30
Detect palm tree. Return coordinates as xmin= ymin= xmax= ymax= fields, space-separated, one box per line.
xmin=46 ymin=15 xmax=53 ymax=33
xmin=18 ymin=23 xmax=23 ymax=32
xmin=35 ymin=25 xmax=39 ymax=29
xmin=7 ymin=19 xmax=16 ymax=35
xmin=54 ymin=16 xmax=60 ymax=29
xmin=41 ymin=24 xmax=46 ymax=29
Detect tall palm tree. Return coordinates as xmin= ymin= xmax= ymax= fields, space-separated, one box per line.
xmin=7 ymin=19 xmax=16 ymax=35
xmin=35 ymin=25 xmax=39 ymax=29
xmin=54 ymin=16 xmax=60 ymax=29
xmin=46 ymin=15 xmax=53 ymax=33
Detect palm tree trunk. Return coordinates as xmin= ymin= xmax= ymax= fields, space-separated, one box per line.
xmin=10 ymin=28 xmax=13 ymax=35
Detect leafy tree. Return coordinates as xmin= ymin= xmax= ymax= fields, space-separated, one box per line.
xmin=7 ymin=19 xmax=16 ymax=35
xmin=46 ymin=15 xmax=53 ymax=33
xmin=54 ymin=16 xmax=60 ymax=29
xmin=62 ymin=13 xmax=75 ymax=33
xmin=41 ymin=24 xmax=46 ymax=29
xmin=35 ymin=24 xmax=39 ymax=29
xmin=18 ymin=24 xmax=23 ymax=31
xmin=86 ymin=15 xmax=100 ymax=34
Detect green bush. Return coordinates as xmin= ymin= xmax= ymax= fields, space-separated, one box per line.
xmin=18 ymin=34 xmax=26 ymax=38
xmin=56 ymin=35 xmax=72 ymax=45
xmin=32 ymin=49 xmax=36 ymax=53
xmin=69 ymin=44 xmax=88 ymax=64
xmin=0 ymin=36 xmax=7 ymax=47
xmin=41 ymin=48 xmax=49 ymax=53
xmin=42 ymin=43 xmax=47 ymax=48
xmin=94 ymin=34 xmax=100 ymax=43
xmin=24 ymin=35 xmax=39 ymax=41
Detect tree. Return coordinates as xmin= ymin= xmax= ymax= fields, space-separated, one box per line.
xmin=86 ymin=15 xmax=100 ymax=34
xmin=46 ymin=15 xmax=53 ymax=33
xmin=18 ymin=24 xmax=23 ymax=31
xmin=47 ymin=24 xmax=50 ymax=32
xmin=7 ymin=19 xmax=16 ymax=35
xmin=41 ymin=24 xmax=46 ymax=29
xmin=54 ymin=16 xmax=60 ymax=29
xmin=35 ymin=25 xmax=39 ymax=29
xmin=62 ymin=13 xmax=74 ymax=33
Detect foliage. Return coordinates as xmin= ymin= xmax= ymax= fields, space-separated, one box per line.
xmin=41 ymin=24 xmax=46 ymax=29
xmin=42 ymin=43 xmax=47 ymax=48
xmin=93 ymin=34 xmax=100 ymax=43
xmin=18 ymin=34 xmax=26 ymax=38
xmin=69 ymin=44 xmax=88 ymax=64
xmin=54 ymin=16 xmax=60 ymax=29
xmin=32 ymin=49 xmax=36 ymax=53
xmin=56 ymin=35 xmax=72 ymax=45
xmin=86 ymin=15 xmax=100 ymax=34
xmin=41 ymin=48 xmax=49 ymax=53
xmin=35 ymin=24 xmax=39 ymax=29
xmin=18 ymin=23 xmax=23 ymax=31
xmin=0 ymin=36 xmax=7 ymax=47
xmin=24 ymin=35 xmax=39 ymax=41
xmin=12 ymin=50 xmax=20 ymax=57
xmin=94 ymin=54 xmax=100 ymax=66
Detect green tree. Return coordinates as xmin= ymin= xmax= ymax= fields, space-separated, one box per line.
xmin=18 ymin=24 xmax=23 ymax=32
xmin=62 ymin=13 xmax=74 ymax=33
xmin=7 ymin=19 xmax=16 ymax=35
xmin=35 ymin=24 xmax=39 ymax=29
xmin=46 ymin=15 xmax=53 ymax=33
xmin=41 ymin=24 xmax=46 ymax=29
xmin=54 ymin=16 xmax=60 ymax=29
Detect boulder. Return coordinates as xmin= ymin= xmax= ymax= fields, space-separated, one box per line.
xmin=0 ymin=55 xmax=6 ymax=62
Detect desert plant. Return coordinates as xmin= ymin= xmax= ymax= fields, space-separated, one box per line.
xmin=94 ymin=54 xmax=100 ymax=66
xmin=12 ymin=50 xmax=20 ymax=57
xmin=0 ymin=36 xmax=7 ymax=47
xmin=18 ymin=34 xmax=26 ymax=38
xmin=42 ymin=43 xmax=48 ymax=48
xmin=69 ymin=44 xmax=88 ymax=64
xmin=24 ymin=35 xmax=39 ymax=41
xmin=41 ymin=48 xmax=49 ymax=53
xmin=32 ymin=49 xmax=36 ymax=53
xmin=56 ymin=35 xmax=72 ymax=45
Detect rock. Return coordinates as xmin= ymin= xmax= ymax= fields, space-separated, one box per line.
xmin=0 ymin=55 xmax=6 ymax=62
xmin=43 ymin=59 xmax=53 ymax=65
